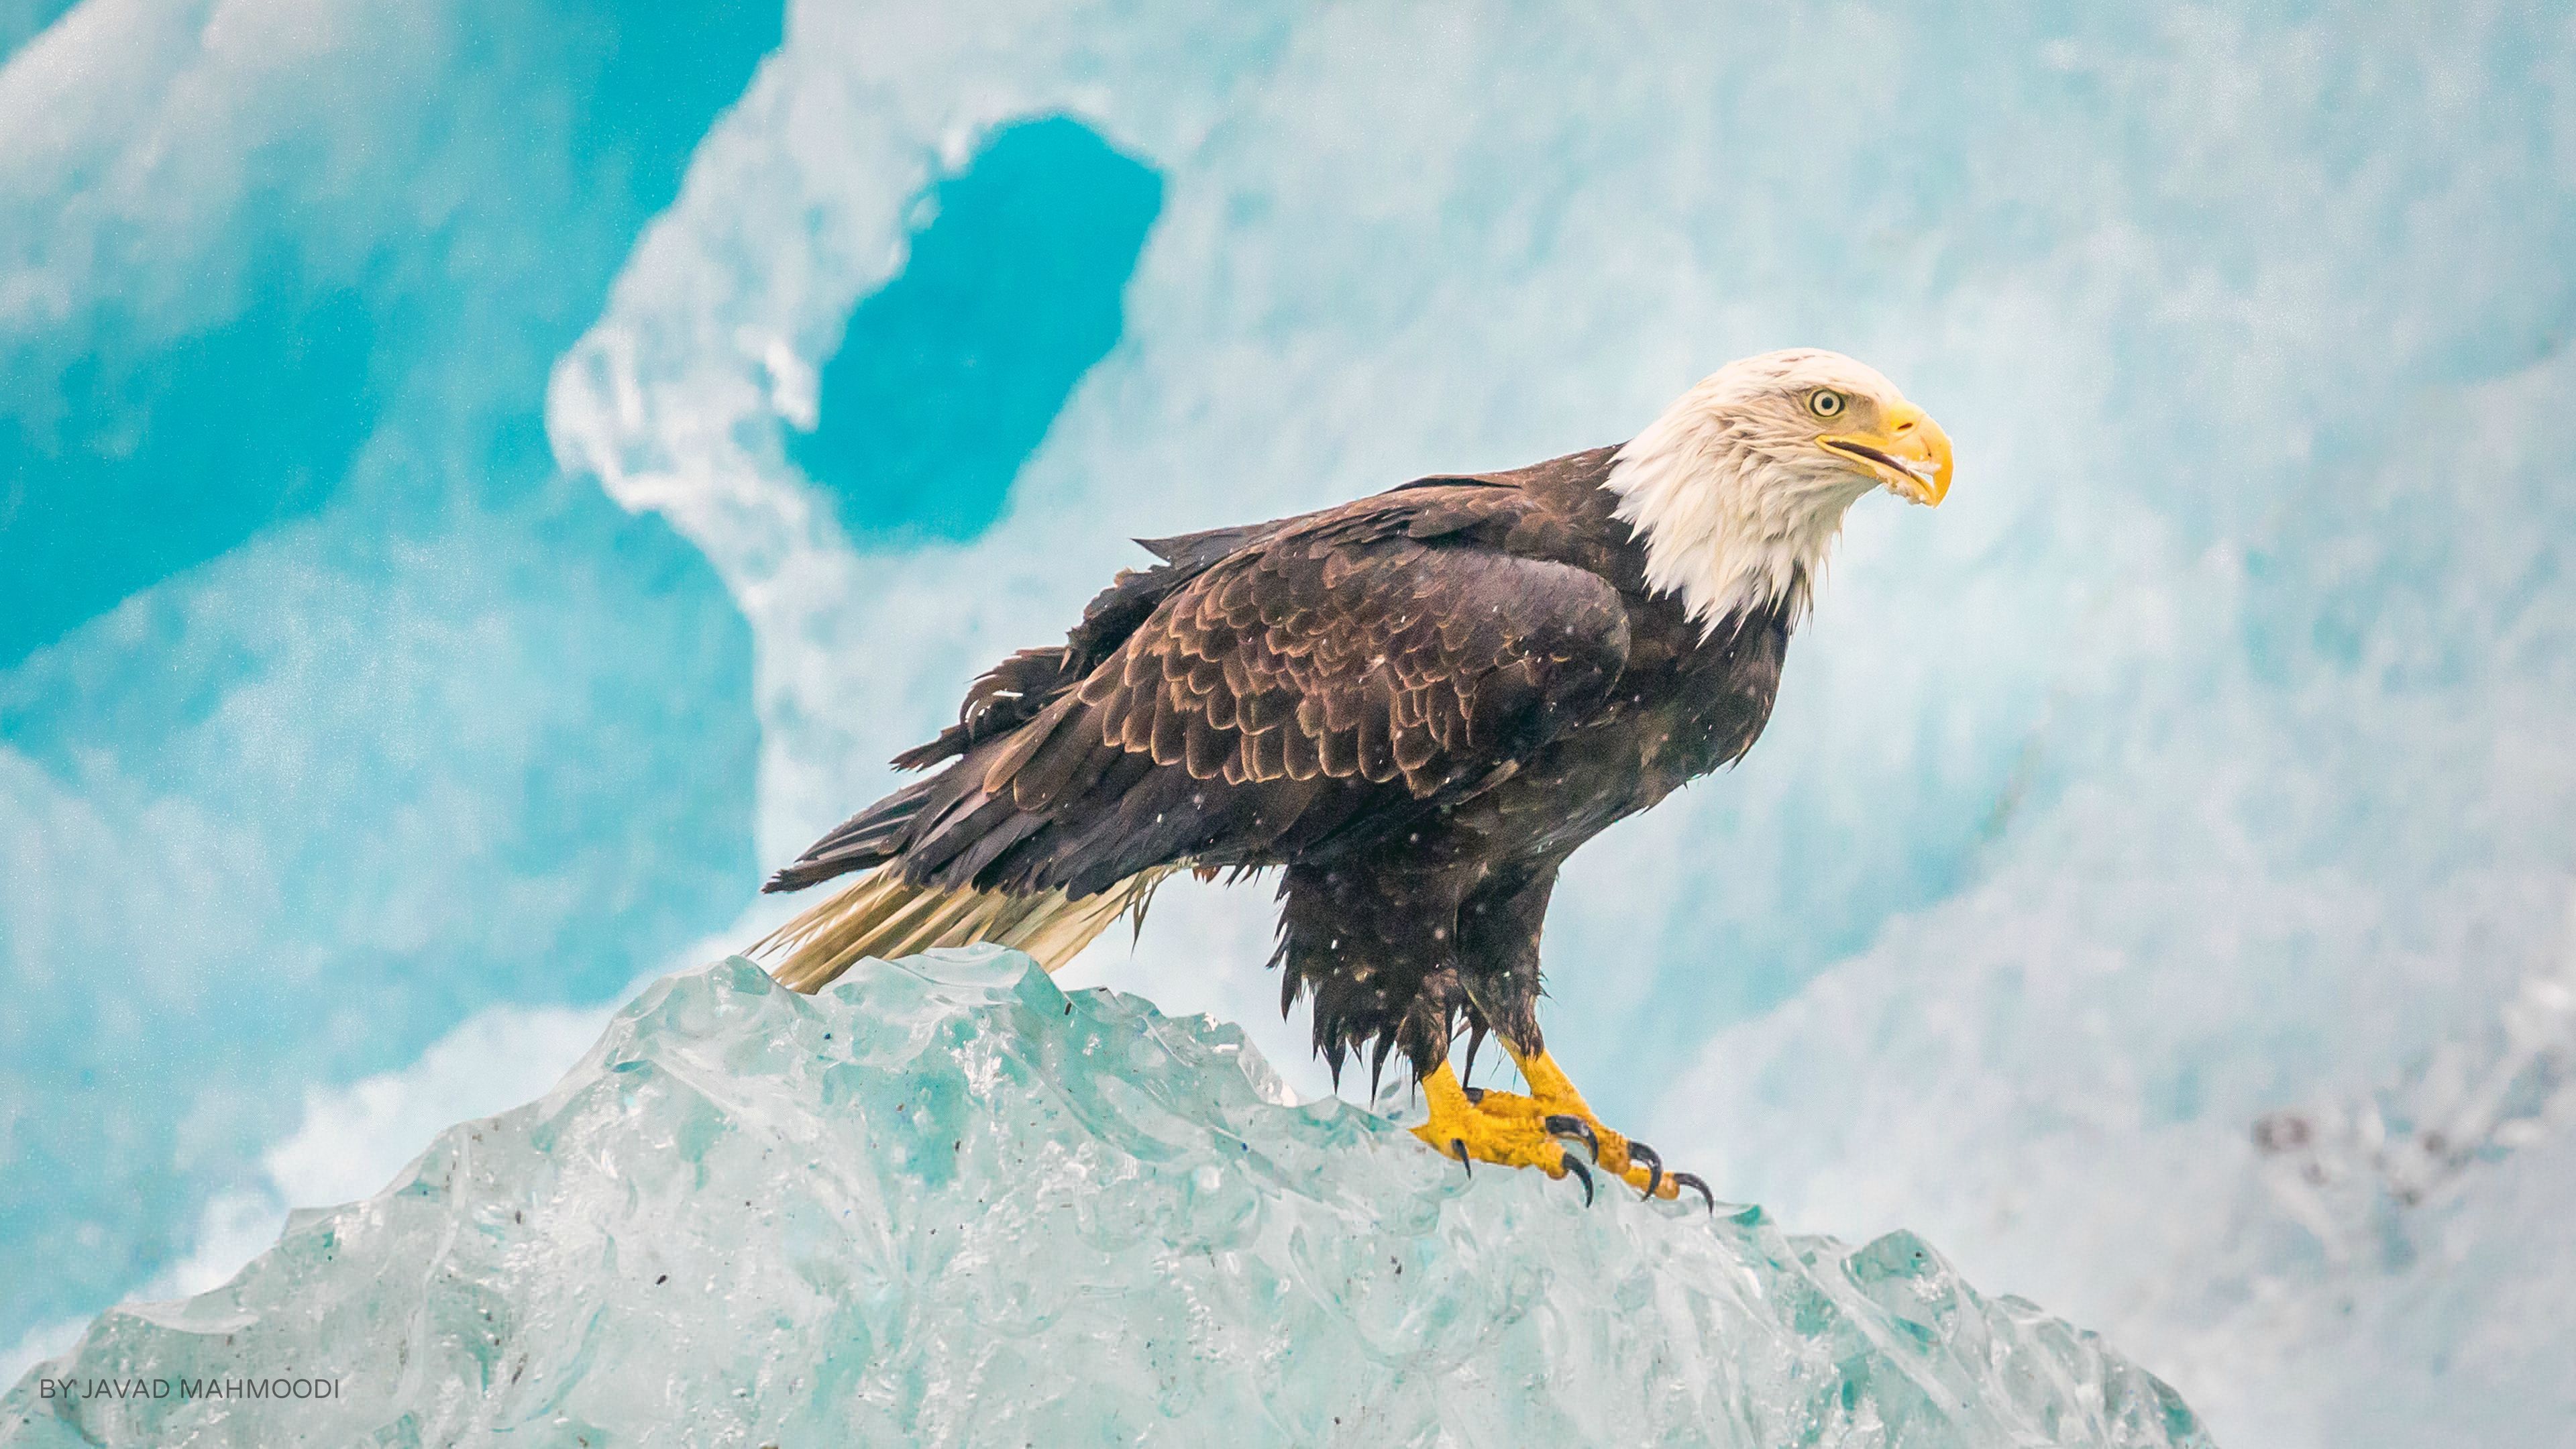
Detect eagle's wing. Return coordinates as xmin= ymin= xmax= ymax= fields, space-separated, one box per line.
xmin=866 ymin=485 xmax=1631 ymax=898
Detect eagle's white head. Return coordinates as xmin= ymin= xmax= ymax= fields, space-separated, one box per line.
xmin=1604 ymin=349 xmax=1953 ymax=635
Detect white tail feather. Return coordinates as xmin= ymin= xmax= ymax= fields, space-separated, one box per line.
xmin=751 ymin=867 xmax=1174 ymax=993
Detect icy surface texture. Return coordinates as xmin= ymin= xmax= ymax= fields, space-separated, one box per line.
xmin=7 ymin=3 xmax=2576 ymax=1443
xmin=0 ymin=0 xmax=771 ymax=1348
xmin=3 ymin=953 xmax=2202 ymax=1449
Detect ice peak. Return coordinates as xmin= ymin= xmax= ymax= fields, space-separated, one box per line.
xmin=4 ymin=951 xmax=2206 ymax=1448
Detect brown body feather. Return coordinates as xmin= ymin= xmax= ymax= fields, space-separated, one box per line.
xmin=757 ymin=445 xmax=1790 ymax=1089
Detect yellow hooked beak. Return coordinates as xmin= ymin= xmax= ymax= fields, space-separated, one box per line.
xmin=1818 ymin=400 xmax=1953 ymax=506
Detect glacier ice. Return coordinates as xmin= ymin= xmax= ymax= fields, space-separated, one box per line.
xmin=0 ymin=0 xmax=773 ymax=1345
xmin=3 ymin=951 xmax=2202 ymax=1449
xmin=5 ymin=1 xmax=2576 ymax=1444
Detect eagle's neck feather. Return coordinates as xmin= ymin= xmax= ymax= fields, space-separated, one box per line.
xmin=1601 ymin=400 xmax=1870 ymax=638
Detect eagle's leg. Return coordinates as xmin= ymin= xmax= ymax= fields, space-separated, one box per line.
xmin=1437 ymin=863 xmax=1701 ymax=1204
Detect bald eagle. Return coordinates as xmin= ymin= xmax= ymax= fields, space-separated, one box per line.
xmin=756 ymin=350 xmax=1952 ymax=1204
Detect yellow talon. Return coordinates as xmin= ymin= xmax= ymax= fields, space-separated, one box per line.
xmin=1409 ymin=1049 xmax=1684 ymax=1202
xmin=1409 ymin=1063 xmax=1580 ymax=1177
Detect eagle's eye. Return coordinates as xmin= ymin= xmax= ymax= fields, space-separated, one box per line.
xmin=1807 ymin=388 xmax=1847 ymax=419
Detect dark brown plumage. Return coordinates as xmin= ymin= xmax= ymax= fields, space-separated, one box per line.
xmin=765 ymin=443 xmax=1790 ymax=1089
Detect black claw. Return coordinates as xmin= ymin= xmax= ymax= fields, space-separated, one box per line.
xmin=1544 ymin=1114 xmax=1600 ymax=1162
xmin=1628 ymin=1140 xmax=1664 ymax=1199
xmin=1560 ymin=1150 xmax=1595 ymax=1206
xmin=1462 ymin=1086 xmax=1486 ymax=1106
xmin=1670 ymin=1171 xmax=1715 ymax=1214
xmin=1451 ymin=1138 xmax=1472 ymax=1176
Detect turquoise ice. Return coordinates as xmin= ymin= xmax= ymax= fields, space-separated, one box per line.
xmin=5 ymin=2 xmax=2576 ymax=1442
xmin=0 ymin=0 xmax=779 ymax=1343
xmin=1 ymin=951 xmax=2204 ymax=1449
